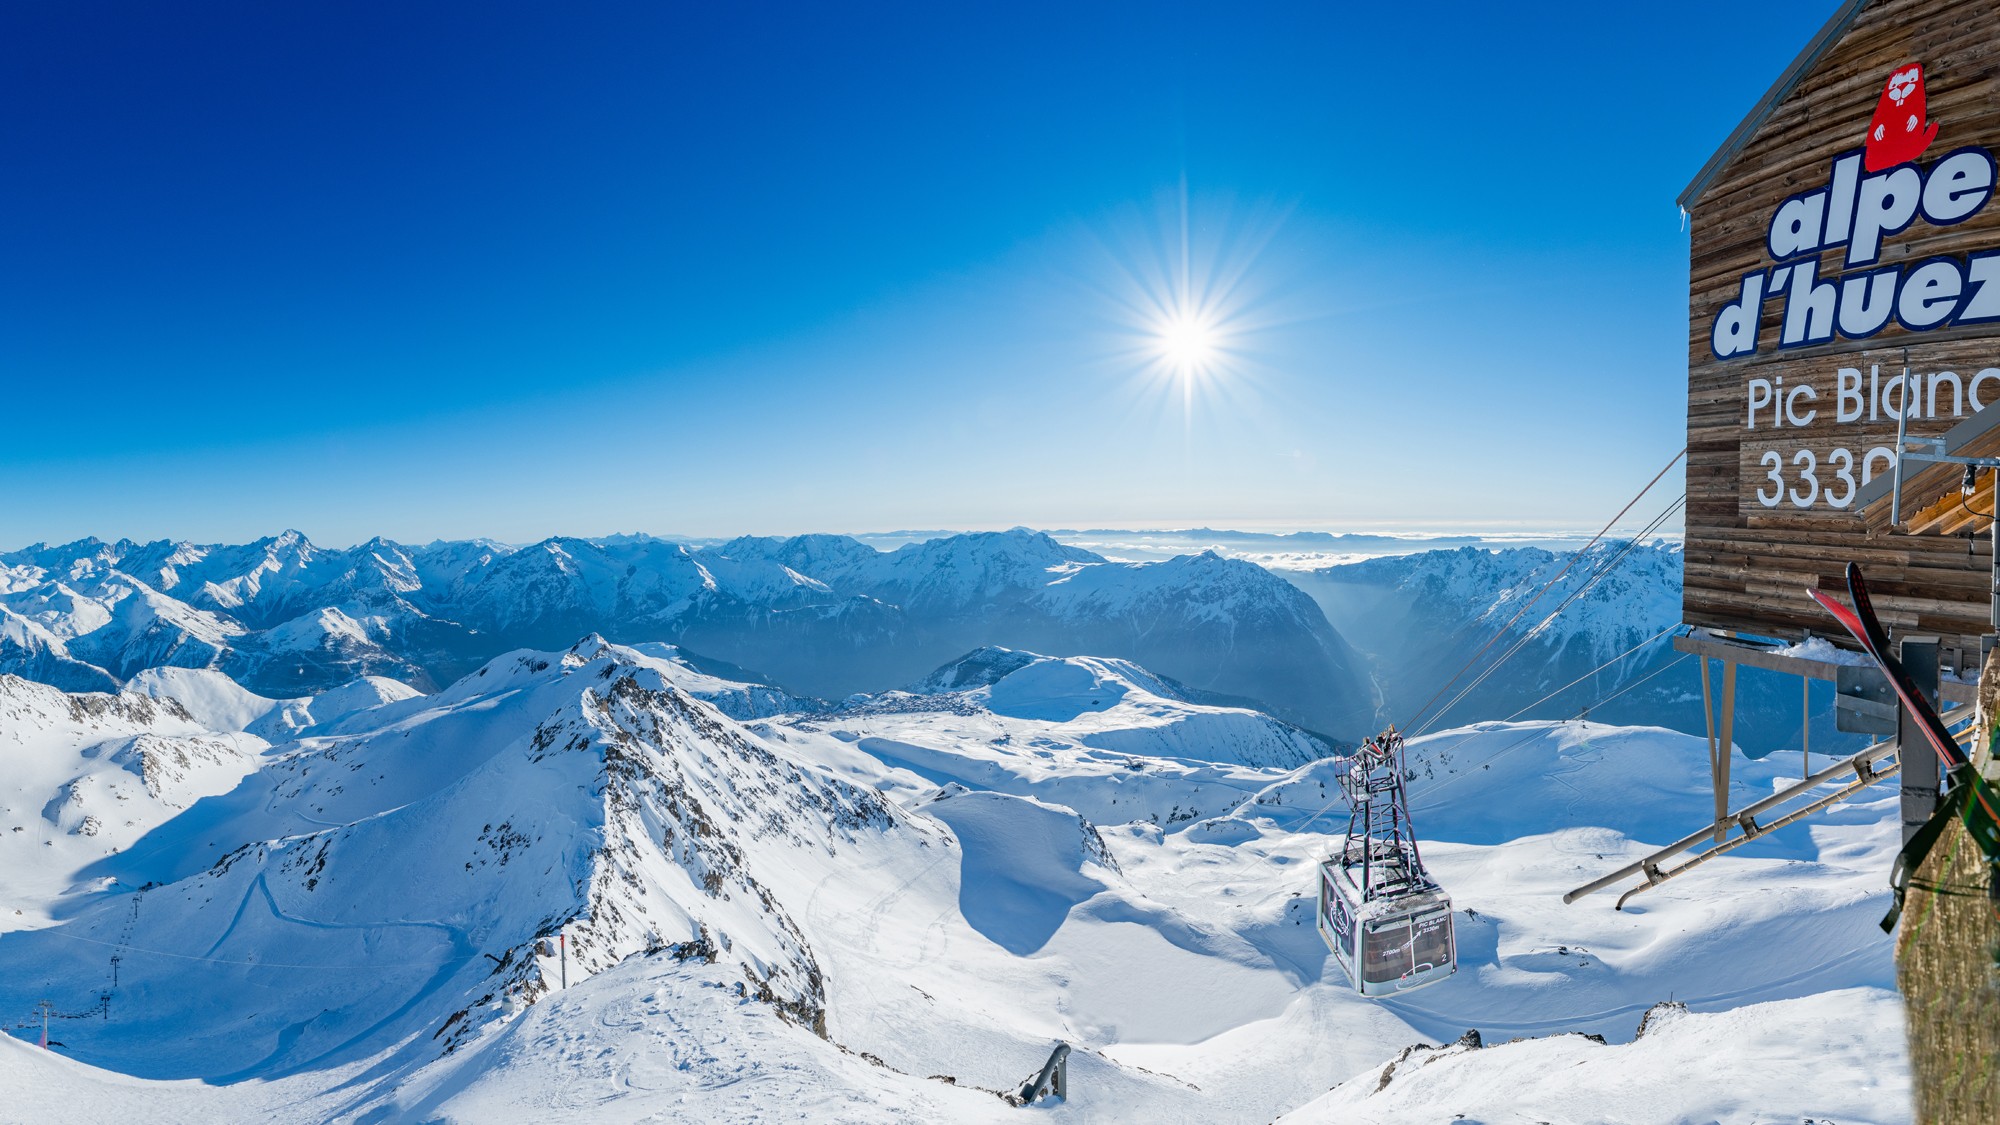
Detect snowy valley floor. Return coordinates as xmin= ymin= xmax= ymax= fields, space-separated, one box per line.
xmin=0 ymin=648 xmax=1912 ymax=1123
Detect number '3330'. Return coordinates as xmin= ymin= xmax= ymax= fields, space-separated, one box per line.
xmin=1756 ymin=448 xmax=1860 ymax=509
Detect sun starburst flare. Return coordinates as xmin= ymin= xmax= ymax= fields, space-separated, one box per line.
xmin=1082 ymin=187 xmax=1293 ymax=436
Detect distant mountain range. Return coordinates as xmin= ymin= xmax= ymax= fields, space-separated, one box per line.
xmin=2 ymin=527 xmax=1852 ymax=753
xmin=0 ymin=529 xmax=1376 ymax=739
xmin=1289 ymin=541 xmax=1856 ymax=756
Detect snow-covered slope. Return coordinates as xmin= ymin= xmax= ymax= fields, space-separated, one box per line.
xmin=880 ymin=646 xmax=1333 ymax=769
xmin=0 ymin=675 xmax=269 ymax=931
xmin=621 ymin=641 xmax=820 ymax=719
xmin=0 ymin=638 xmax=917 ymax=1082
xmin=123 ymin=667 xmax=420 ymax=741
xmin=0 ymin=605 xmax=119 ymax=693
xmin=0 ymin=646 xmax=1912 ymax=1123
xmin=2 ymin=570 xmax=244 ymax=682
xmin=1280 ymin=990 xmax=1907 ymax=1124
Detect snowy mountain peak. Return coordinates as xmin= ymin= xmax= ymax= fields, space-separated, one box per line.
xmin=264 ymin=528 xmax=313 ymax=552
xmin=858 ymin=647 xmax=1330 ymax=769
xmin=1 ymin=641 xmax=924 ymax=1074
xmin=893 ymin=527 xmax=1102 ymax=569
xmin=1287 ymin=539 xmax=1811 ymax=748
xmin=712 ymin=533 xmax=880 ymax=575
xmin=124 ymin=665 xmax=419 ymax=740
xmin=910 ymin=647 xmax=1179 ymax=704
xmin=0 ymin=671 xmax=193 ymax=729
xmin=1327 ymin=540 xmax=1682 ymax=656
xmin=910 ymin=646 xmax=1045 ymax=693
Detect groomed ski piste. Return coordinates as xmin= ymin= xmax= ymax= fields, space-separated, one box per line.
xmin=0 ymin=640 xmax=1909 ymax=1123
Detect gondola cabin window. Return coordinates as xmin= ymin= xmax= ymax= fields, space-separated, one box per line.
xmin=1361 ymin=918 xmax=1414 ymax=986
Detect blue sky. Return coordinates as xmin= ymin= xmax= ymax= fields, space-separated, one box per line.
xmin=3 ymin=1 xmax=1835 ymax=546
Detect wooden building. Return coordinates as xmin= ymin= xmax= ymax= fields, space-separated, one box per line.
xmin=1681 ymin=0 xmax=2000 ymax=677
xmin=1672 ymin=4 xmax=1999 ymax=1119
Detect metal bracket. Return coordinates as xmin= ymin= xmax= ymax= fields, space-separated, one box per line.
xmin=1890 ymin=374 xmax=2000 ymax=526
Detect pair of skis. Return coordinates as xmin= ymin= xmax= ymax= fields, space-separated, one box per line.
xmin=1808 ymin=563 xmax=2000 ymax=926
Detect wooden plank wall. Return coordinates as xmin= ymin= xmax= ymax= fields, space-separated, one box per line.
xmin=1687 ymin=0 xmax=2000 ymax=674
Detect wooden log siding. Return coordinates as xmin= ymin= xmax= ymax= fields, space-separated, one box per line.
xmin=1685 ymin=0 xmax=2000 ymax=661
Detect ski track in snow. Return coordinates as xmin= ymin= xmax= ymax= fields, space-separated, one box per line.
xmin=206 ymin=873 xmax=476 ymax=1082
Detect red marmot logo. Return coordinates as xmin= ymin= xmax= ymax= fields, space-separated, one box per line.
xmin=1864 ymin=62 xmax=1938 ymax=172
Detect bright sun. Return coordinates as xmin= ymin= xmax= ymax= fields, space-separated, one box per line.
xmin=1096 ymin=187 xmax=1278 ymax=430
xmin=1157 ymin=314 xmax=1219 ymax=370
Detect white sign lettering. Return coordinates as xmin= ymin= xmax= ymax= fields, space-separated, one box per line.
xmin=1714 ymin=147 xmax=2000 ymax=359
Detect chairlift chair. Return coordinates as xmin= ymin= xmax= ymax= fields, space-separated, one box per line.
xmin=1316 ymin=729 xmax=1457 ymax=996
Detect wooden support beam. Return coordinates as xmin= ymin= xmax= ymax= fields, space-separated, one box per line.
xmin=1701 ymin=656 xmax=1717 ymax=836
xmin=1802 ymin=675 xmax=1810 ymax=781
xmin=1715 ymin=661 xmax=1736 ymax=845
xmin=1673 ymin=630 xmax=1978 ymax=705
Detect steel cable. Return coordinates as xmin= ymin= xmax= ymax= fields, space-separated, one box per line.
xmin=1400 ymin=447 xmax=1686 ymax=736
xmin=1408 ymin=493 xmax=1686 ymax=738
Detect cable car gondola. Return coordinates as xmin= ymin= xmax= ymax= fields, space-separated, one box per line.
xmin=1317 ymin=728 xmax=1456 ymax=996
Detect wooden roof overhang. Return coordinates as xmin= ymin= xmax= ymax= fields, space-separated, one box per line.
xmin=1855 ymin=405 xmax=2000 ymax=535
xmin=1678 ymin=0 xmax=1876 ymax=211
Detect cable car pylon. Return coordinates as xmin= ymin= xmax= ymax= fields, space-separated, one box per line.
xmin=1317 ymin=727 xmax=1458 ymax=996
